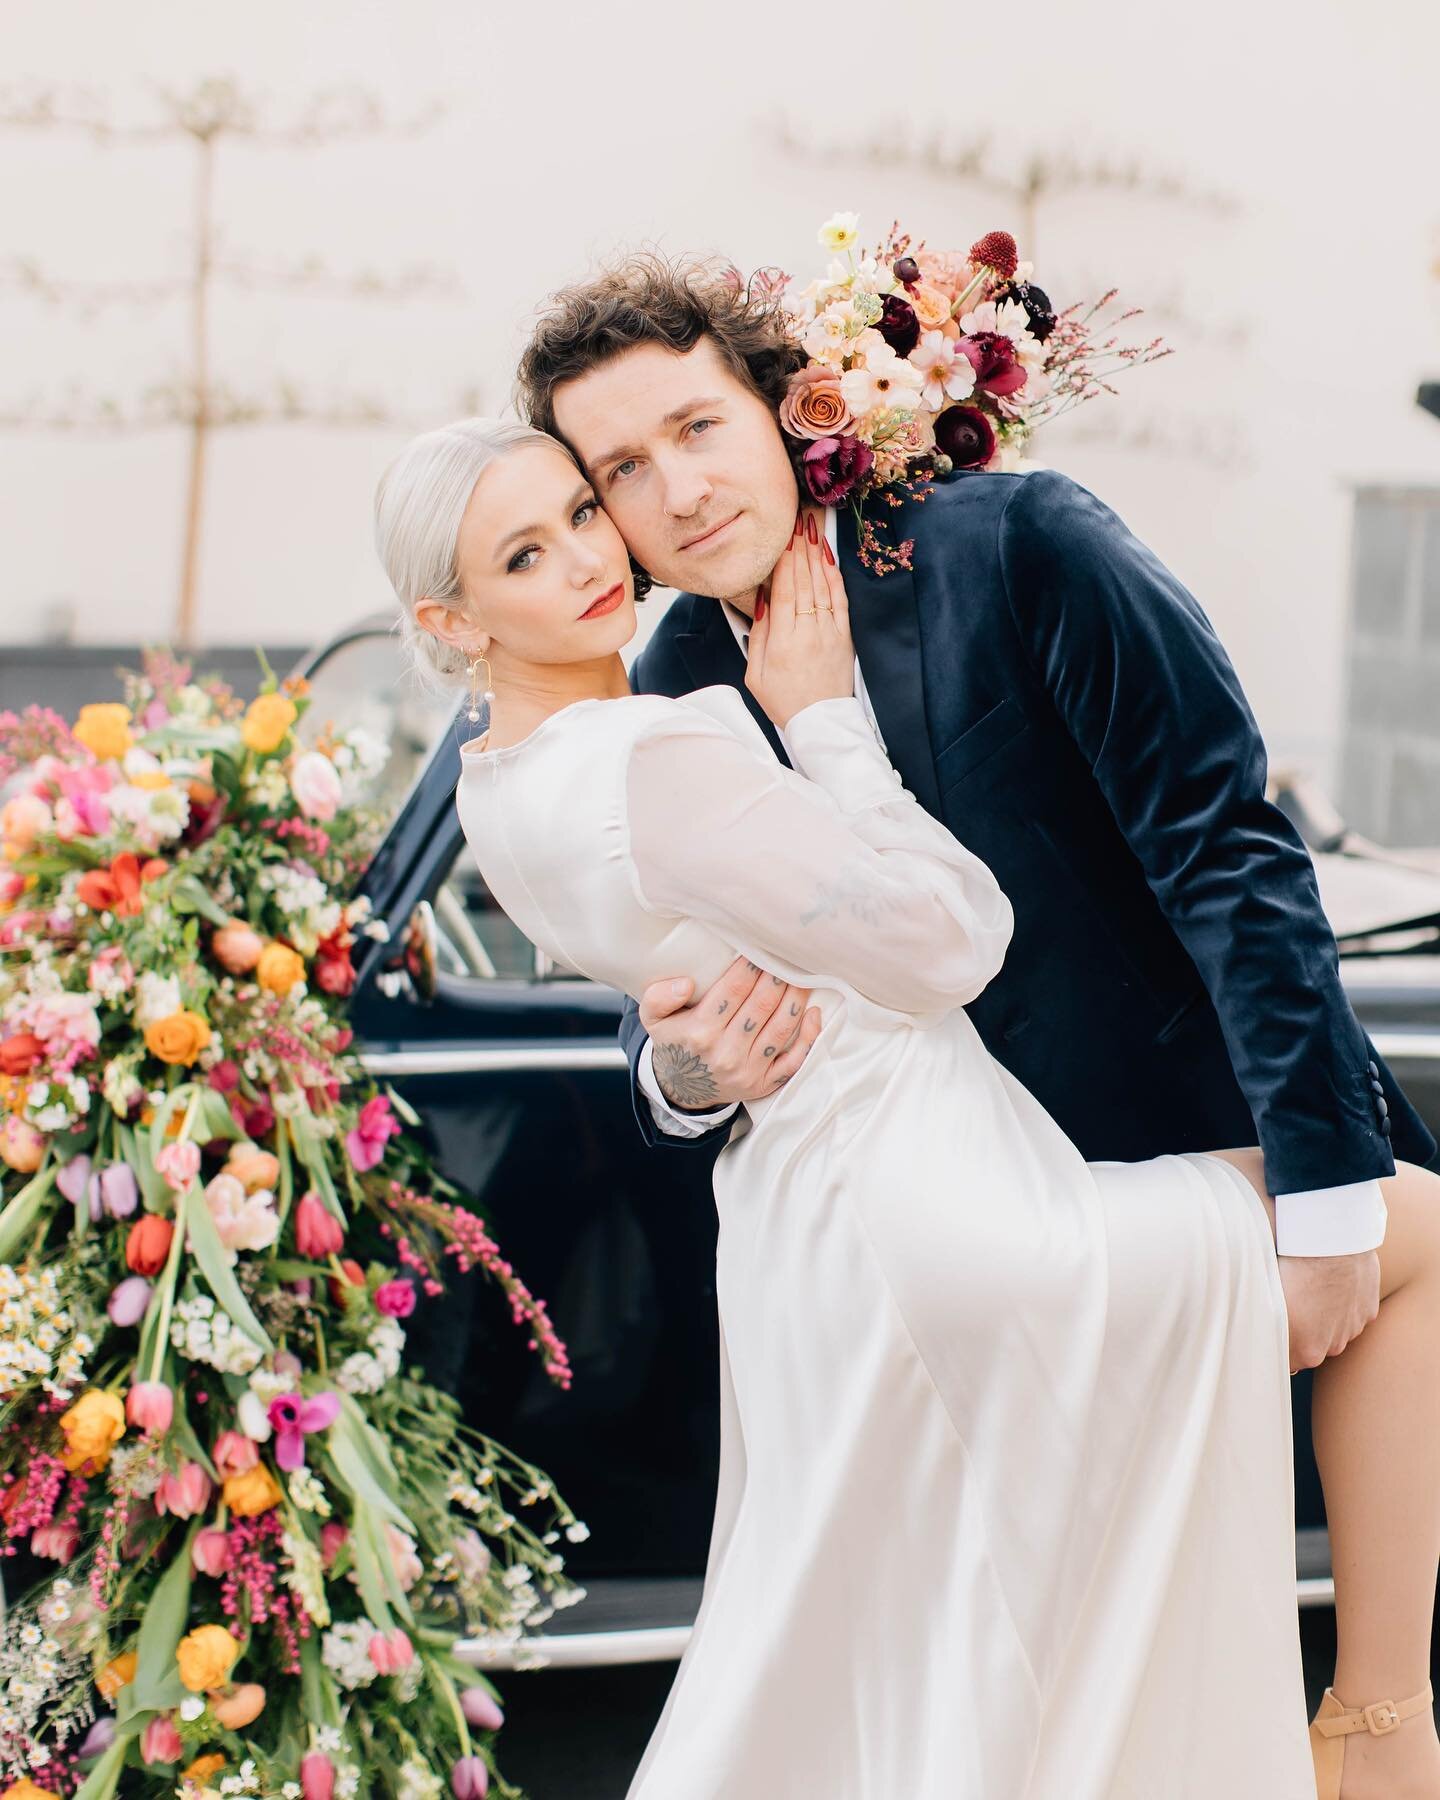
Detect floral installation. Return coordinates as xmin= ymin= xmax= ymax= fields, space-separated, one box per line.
xmin=0 ymin=654 xmax=585 ymax=1800
xmin=762 ymin=211 xmax=1172 ymax=574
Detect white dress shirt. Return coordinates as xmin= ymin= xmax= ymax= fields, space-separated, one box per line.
xmin=636 ymin=513 xmax=1387 ymax=1258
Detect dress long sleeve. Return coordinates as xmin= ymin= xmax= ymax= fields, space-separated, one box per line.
xmin=625 ymin=698 xmax=1014 ymax=1022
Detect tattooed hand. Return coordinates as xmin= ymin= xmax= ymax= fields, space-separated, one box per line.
xmin=638 ymin=956 xmax=823 ymax=1111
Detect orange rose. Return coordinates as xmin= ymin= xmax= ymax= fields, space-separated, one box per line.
xmin=779 ymin=366 xmax=856 ymax=441
xmin=908 ymin=283 xmax=955 ymax=331
xmin=72 ymin=703 xmax=133 ymax=761
xmin=144 ymin=1009 xmax=212 ymax=1067
xmin=255 ymin=943 xmax=305 ymax=995
xmin=95 ymin=1650 xmax=138 ymax=1702
xmin=222 ymin=1464 xmax=283 ymax=1518
xmin=182 ymin=1754 xmax=226 ymax=1784
xmin=59 ymin=1388 xmax=126 ymax=1473
xmin=176 ymin=1623 xmax=240 ymax=1692
xmin=241 ymin=694 xmax=297 ymax=755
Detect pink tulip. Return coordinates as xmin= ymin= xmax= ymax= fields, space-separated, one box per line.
xmin=78 ymin=1716 xmax=117 ymax=1758
xmin=213 ymin=1429 xmax=259 ymax=1478
xmin=155 ymin=1461 xmax=212 ymax=1518
xmin=452 ymin=1756 xmax=490 ymax=1798
xmin=155 ymin=1140 xmax=201 ymax=1194
xmin=192 ymin=1526 xmax=233 ymax=1577
xmin=320 ymin=1522 xmax=348 ymax=1568
xmin=459 ymin=1686 xmax=505 ymax=1732
xmin=374 ymin=1279 xmax=416 ymax=1319
xmin=126 ymin=1380 xmax=174 ymax=1436
xmin=141 ymin=1714 xmax=183 ymax=1765
xmin=367 ymin=1628 xmax=414 ymax=1675
xmin=345 ymin=1095 xmax=401 ymax=1173
xmin=300 ymin=1752 xmax=336 ymax=1800
xmin=97 ymin=1162 xmax=140 ymax=1219
xmin=294 ymin=1192 xmax=344 ymax=1259
xmin=107 ymin=1275 xmax=153 ymax=1327
xmin=56 ymin=1155 xmax=93 ymax=1208
xmin=32 ymin=1521 xmax=81 ymax=1561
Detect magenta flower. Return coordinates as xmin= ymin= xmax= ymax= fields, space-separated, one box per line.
xmin=374 ymin=1279 xmax=416 ymax=1319
xmin=800 ymin=434 xmax=875 ymax=506
xmin=345 ymin=1095 xmax=401 ymax=1172
xmin=267 ymin=1389 xmax=340 ymax=1471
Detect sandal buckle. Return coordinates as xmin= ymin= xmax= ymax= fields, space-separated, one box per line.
xmin=1363 ymin=1700 xmax=1400 ymax=1735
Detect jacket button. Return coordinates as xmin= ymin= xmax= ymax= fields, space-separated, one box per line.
xmin=1367 ymin=1060 xmax=1380 ymax=1079
xmin=1375 ymin=1095 xmax=1389 ymax=1120
xmin=1380 ymin=1118 xmax=1392 ymax=1139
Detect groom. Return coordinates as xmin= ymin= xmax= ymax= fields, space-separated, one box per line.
xmin=515 ymin=255 xmax=1436 ymax=1365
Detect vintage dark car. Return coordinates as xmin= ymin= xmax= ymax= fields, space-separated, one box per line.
xmin=296 ymin=618 xmax=1440 ymax=1675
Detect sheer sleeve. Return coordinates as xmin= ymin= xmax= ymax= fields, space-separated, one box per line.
xmin=625 ymin=699 xmax=1014 ymax=1020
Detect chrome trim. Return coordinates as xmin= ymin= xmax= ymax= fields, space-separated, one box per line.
xmin=455 ymin=1625 xmax=691 ymax=1671
xmin=360 ymin=1045 xmax=629 ymax=1078
xmin=1297 ymin=1577 xmax=1336 ymax=1609
xmin=1368 ymin=1031 xmax=1440 ymax=1062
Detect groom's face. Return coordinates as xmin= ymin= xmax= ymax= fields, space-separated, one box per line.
xmin=551 ymin=337 xmax=799 ymax=605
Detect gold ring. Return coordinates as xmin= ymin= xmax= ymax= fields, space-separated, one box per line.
xmin=796 ymin=606 xmax=817 ymax=616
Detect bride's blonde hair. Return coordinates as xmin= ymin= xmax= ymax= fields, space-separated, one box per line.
xmin=374 ymin=416 xmax=573 ymax=691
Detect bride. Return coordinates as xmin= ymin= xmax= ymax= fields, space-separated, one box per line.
xmin=376 ymin=416 xmax=1440 ymax=1799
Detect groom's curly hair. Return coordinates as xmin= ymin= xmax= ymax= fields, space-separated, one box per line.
xmin=515 ymin=252 xmax=802 ymax=443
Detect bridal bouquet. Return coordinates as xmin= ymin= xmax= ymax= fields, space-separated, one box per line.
xmin=0 ymin=656 xmax=583 ymax=1800
xmin=767 ymin=211 xmax=1171 ymax=573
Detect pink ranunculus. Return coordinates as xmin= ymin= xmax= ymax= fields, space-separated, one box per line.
xmin=202 ymin=1173 xmax=280 ymax=1256
xmin=126 ymin=1380 xmax=174 ymax=1436
xmin=300 ymin=1752 xmax=336 ymax=1800
xmin=267 ymin=1389 xmax=340 ymax=1472
xmin=213 ymin=1429 xmax=260 ymax=1479
xmin=290 ymin=751 xmax=343 ymax=823
xmin=294 ymin=1191 xmax=344 ymax=1259
xmin=367 ymin=1628 xmax=414 ymax=1675
xmin=320 ymin=1521 xmax=349 ymax=1568
xmin=141 ymin=1714 xmax=183 ymax=1765
xmin=155 ymin=1140 xmax=202 ymax=1194
xmin=107 ymin=1275 xmax=154 ymax=1328
xmin=459 ymin=1686 xmax=505 ymax=1732
xmin=373 ymin=1279 xmax=416 ymax=1319
xmin=155 ymin=1461 xmax=212 ymax=1519
xmin=451 ymin=1756 xmax=490 ymax=1798
xmin=345 ymin=1095 xmax=401 ymax=1173
xmin=23 ymin=990 xmax=102 ymax=1053
xmin=31 ymin=1521 xmax=82 ymax=1561
xmin=192 ymin=1525 xmax=234 ymax=1576
xmin=54 ymin=788 xmax=110 ymax=840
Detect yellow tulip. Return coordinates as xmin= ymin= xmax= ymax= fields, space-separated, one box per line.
xmin=241 ymin=694 xmax=298 ymax=755
xmin=176 ymin=1623 xmax=240 ymax=1693
xmin=72 ymin=703 xmax=134 ymax=761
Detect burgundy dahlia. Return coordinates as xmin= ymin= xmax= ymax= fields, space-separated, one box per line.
xmin=800 ymin=435 xmax=875 ymax=506
xmin=959 ymin=332 xmax=1028 ymax=398
xmin=934 ymin=406 xmax=996 ymax=470
xmin=874 ymin=293 xmax=920 ymax=357
xmin=968 ymin=231 xmax=1019 ymax=279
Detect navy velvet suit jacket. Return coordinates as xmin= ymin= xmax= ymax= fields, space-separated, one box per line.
xmin=619 ymin=467 xmax=1437 ymax=1198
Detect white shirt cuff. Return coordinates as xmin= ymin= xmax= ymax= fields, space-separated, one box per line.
xmin=637 ymin=1038 xmax=739 ymax=1138
xmin=780 ymin=696 xmax=897 ymax=810
xmin=1274 ymin=1180 xmax=1387 ymax=1257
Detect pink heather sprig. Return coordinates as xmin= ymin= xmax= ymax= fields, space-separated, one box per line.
xmin=268 ymin=817 xmax=333 ymax=858
xmin=219 ymin=1511 xmax=312 ymax=1672
xmin=382 ymin=1183 xmax=574 ymax=1390
xmin=0 ymin=1450 xmax=68 ymax=1554
xmin=0 ymin=705 xmax=73 ymax=783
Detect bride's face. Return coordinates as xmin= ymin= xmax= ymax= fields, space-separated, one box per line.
xmin=452 ymin=445 xmax=637 ymax=666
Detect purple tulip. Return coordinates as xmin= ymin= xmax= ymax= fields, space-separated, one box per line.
xmin=56 ymin=1155 xmax=92 ymax=1208
xmin=78 ymin=1715 xmax=117 ymax=1758
xmin=107 ymin=1275 xmax=154 ymax=1328
xmin=459 ymin=1686 xmax=504 ymax=1732
xmin=97 ymin=1162 xmax=139 ymax=1219
xmin=452 ymin=1756 xmax=489 ymax=1798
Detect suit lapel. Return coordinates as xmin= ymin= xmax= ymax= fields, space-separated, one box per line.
xmin=667 ymin=591 xmax=792 ymax=768
xmin=837 ymin=506 xmax=943 ymax=817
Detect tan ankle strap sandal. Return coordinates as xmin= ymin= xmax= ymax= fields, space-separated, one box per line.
xmin=1309 ymin=1680 xmax=1434 ymax=1799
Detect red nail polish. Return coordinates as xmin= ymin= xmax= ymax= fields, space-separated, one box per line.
xmin=806 ymin=513 xmax=818 ymax=545
xmin=794 ymin=509 xmax=803 ymax=537
xmin=822 ymin=535 xmax=835 ymax=566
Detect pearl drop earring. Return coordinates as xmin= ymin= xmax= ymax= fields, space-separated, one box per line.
xmin=466 ymin=653 xmax=495 ymax=724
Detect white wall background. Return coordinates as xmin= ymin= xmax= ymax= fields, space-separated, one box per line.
xmin=2 ymin=0 xmax=1438 ymax=782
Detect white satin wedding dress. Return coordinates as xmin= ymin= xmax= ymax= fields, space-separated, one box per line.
xmin=455 ymin=684 xmax=1314 ymax=1799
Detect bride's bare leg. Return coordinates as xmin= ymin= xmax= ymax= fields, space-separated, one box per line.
xmin=1206 ymin=1147 xmax=1440 ymax=1797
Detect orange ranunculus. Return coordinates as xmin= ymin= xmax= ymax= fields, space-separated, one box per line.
xmin=72 ymin=703 xmax=133 ymax=761
xmin=182 ymin=1754 xmax=226 ymax=1784
xmin=255 ymin=943 xmax=305 ymax=995
xmin=0 ymin=1033 xmax=44 ymax=1077
xmin=125 ymin=1213 xmax=174 ymax=1277
xmin=58 ymin=1388 xmax=126 ymax=1473
xmin=75 ymin=852 xmax=166 ymax=919
xmin=908 ymin=282 xmax=955 ymax=330
xmin=96 ymin=1650 xmax=138 ymax=1702
xmin=241 ymin=694 xmax=298 ymax=755
xmin=175 ymin=1623 xmax=240 ymax=1693
xmin=144 ymin=1009 xmax=212 ymax=1067
xmin=224 ymin=1146 xmax=280 ymax=1193
xmin=222 ymin=1464 xmax=283 ymax=1518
